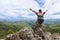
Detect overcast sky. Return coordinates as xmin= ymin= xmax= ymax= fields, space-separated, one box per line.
xmin=0 ymin=0 xmax=60 ymax=20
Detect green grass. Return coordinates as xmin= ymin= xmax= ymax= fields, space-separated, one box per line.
xmin=0 ymin=22 xmax=30 ymax=39
xmin=44 ymin=24 xmax=60 ymax=34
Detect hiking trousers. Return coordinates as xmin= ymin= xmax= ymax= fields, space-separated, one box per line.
xmin=37 ymin=19 xmax=44 ymax=24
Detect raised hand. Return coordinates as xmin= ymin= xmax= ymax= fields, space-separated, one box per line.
xmin=29 ymin=8 xmax=32 ymax=10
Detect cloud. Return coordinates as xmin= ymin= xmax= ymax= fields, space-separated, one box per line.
xmin=45 ymin=14 xmax=60 ymax=19
xmin=0 ymin=0 xmax=40 ymax=20
xmin=43 ymin=0 xmax=60 ymax=14
xmin=0 ymin=0 xmax=60 ymax=21
xmin=41 ymin=0 xmax=60 ymax=19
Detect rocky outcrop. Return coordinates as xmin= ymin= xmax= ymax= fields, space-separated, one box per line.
xmin=0 ymin=39 xmax=5 ymax=40
xmin=5 ymin=27 xmax=42 ymax=40
xmin=44 ymin=32 xmax=60 ymax=40
xmin=5 ymin=23 xmax=60 ymax=40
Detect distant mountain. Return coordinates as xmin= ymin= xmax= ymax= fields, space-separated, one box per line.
xmin=45 ymin=19 xmax=60 ymax=24
xmin=0 ymin=18 xmax=60 ymax=24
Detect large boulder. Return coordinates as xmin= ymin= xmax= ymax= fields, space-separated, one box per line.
xmin=44 ymin=32 xmax=52 ymax=40
xmin=5 ymin=26 xmax=44 ymax=40
xmin=51 ymin=33 xmax=60 ymax=40
xmin=5 ymin=27 xmax=35 ymax=40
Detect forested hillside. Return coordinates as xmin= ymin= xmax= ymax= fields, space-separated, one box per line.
xmin=0 ymin=21 xmax=60 ymax=39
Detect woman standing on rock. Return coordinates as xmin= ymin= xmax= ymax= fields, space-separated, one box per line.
xmin=30 ymin=8 xmax=48 ymax=25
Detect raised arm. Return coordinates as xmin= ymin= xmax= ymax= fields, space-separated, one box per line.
xmin=29 ymin=8 xmax=38 ymax=15
xmin=43 ymin=10 xmax=48 ymax=15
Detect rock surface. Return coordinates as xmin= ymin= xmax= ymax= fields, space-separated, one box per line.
xmin=0 ymin=39 xmax=5 ymax=40
xmin=5 ymin=23 xmax=60 ymax=40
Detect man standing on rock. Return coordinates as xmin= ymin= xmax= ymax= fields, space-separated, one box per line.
xmin=30 ymin=8 xmax=48 ymax=25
